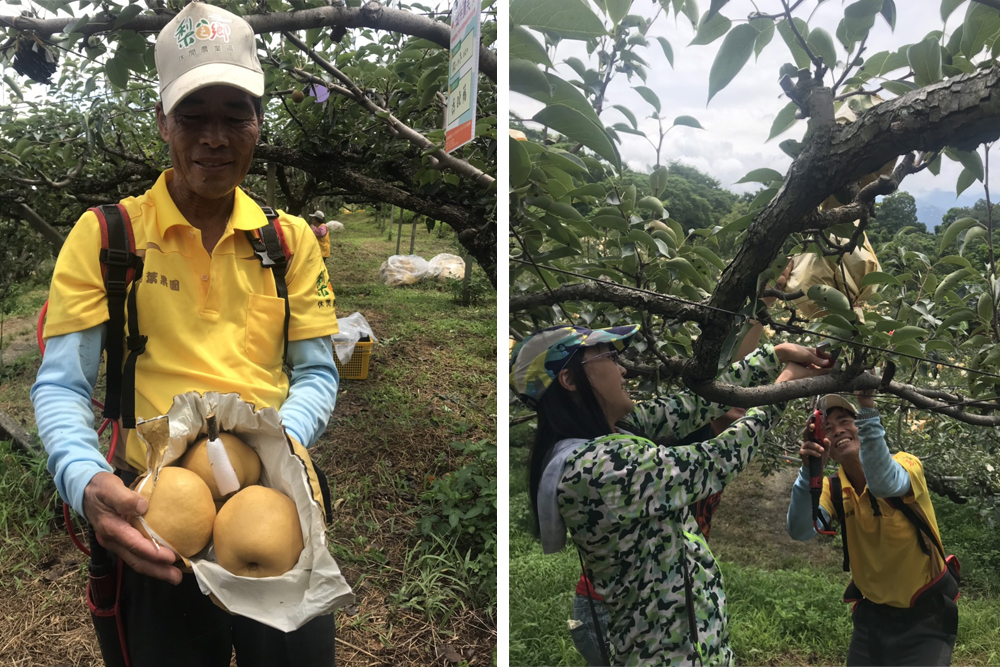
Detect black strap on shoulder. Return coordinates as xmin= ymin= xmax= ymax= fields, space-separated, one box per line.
xmin=828 ymin=475 xmax=850 ymax=573
xmin=243 ymin=206 xmax=290 ymax=364
xmin=97 ymin=204 xmax=143 ymax=427
xmin=885 ymin=496 xmax=947 ymax=562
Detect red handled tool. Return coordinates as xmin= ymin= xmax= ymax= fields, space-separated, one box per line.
xmin=807 ymin=406 xmax=837 ymax=536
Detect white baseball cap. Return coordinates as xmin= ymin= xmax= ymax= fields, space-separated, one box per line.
xmin=818 ymin=394 xmax=857 ymax=417
xmin=310 ymin=210 xmax=325 ymax=220
xmin=155 ymin=3 xmax=264 ymax=115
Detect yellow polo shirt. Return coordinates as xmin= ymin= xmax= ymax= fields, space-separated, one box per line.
xmin=45 ymin=170 xmax=338 ymax=471
xmin=820 ymin=452 xmax=946 ymax=608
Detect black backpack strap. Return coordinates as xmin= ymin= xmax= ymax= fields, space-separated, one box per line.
xmin=244 ymin=206 xmax=290 ymax=364
xmin=885 ymin=496 xmax=947 ymax=562
xmin=93 ymin=204 xmax=143 ymax=427
xmin=829 ymin=475 xmax=850 ymax=573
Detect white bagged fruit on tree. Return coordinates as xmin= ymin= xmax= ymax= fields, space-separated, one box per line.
xmin=133 ymin=391 xmax=354 ymax=631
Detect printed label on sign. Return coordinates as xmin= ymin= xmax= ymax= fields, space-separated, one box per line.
xmin=452 ymin=32 xmax=475 ymax=72
xmin=448 ymin=71 xmax=473 ymax=123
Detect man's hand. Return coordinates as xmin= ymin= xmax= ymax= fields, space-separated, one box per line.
xmin=82 ymin=472 xmax=182 ymax=585
xmin=775 ymin=360 xmax=832 ymax=384
xmin=774 ymin=343 xmax=836 ymax=370
xmin=855 ymin=389 xmax=875 ymax=409
xmin=800 ymin=421 xmax=830 ymax=470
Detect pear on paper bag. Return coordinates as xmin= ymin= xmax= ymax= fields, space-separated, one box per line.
xmin=179 ymin=432 xmax=262 ymax=501
xmin=213 ymin=485 xmax=304 ymax=578
xmin=131 ymin=467 xmax=216 ymax=558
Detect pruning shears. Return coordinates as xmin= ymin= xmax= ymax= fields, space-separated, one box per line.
xmin=807 ymin=398 xmax=837 ymax=536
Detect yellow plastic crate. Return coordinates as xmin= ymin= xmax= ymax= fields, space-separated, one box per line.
xmin=335 ymin=340 xmax=373 ymax=380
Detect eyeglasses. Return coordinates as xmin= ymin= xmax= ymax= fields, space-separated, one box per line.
xmin=582 ymin=349 xmax=621 ymax=365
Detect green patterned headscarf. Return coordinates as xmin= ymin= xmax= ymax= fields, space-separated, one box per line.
xmin=509 ymin=324 xmax=639 ymax=407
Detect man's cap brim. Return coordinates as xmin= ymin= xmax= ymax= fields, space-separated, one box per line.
xmin=161 ymin=62 xmax=264 ymax=115
xmin=819 ymin=394 xmax=857 ymax=416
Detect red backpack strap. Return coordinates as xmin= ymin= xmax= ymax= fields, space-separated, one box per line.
xmin=90 ymin=204 xmax=144 ymax=427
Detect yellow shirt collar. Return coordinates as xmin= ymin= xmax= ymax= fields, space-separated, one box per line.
xmin=151 ymin=169 xmax=268 ymax=238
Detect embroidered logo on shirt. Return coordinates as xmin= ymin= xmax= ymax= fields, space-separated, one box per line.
xmin=146 ymin=271 xmax=180 ymax=291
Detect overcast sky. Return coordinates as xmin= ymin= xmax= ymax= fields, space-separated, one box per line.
xmin=512 ymin=0 xmax=995 ymax=229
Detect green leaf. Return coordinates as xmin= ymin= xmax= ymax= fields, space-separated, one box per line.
xmin=880 ymin=80 xmax=917 ymax=96
xmin=510 ymin=0 xmax=607 ymax=39
xmin=634 ymin=85 xmax=661 ymax=114
xmin=945 ymin=147 xmax=985 ymax=181
xmin=656 ymin=37 xmax=675 ymax=67
xmin=549 ymin=201 xmax=584 ymax=221
xmin=753 ymin=18 xmax=775 ymax=59
xmin=750 ymin=187 xmax=778 ymax=209
xmin=612 ymin=104 xmax=638 ymax=129
xmin=113 ymin=4 xmax=143 ymax=29
xmin=807 ymin=284 xmax=853 ymax=312
xmin=706 ymin=0 xmax=730 ymax=19
xmin=767 ymin=101 xmax=799 ymax=141
xmin=737 ymin=167 xmax=783 ymax=185
xmin=592 ymin=215 xmax=629 ymax=232
xmin=606 ymin=0 xmax=632 ymax=25
xmin=861 ymin=271 xmax=902 ymax=287
xmin=777 ymin=18 xmax=811 ymax=68
xmin=961 ymin=2 xmax=1000 ymax=58
xmin=935 ymin=268 xmax=972 ymax=301
xmin=509 ymin=58 xmax=552 ymax=98
xmin=567 ymin=183 xmax=606 ymax=198
xmin=708 ymin=23 xmax=758 ymax=102
xmin=688 ymin=245 xmax=727 ymax=271
xmin=838 ymin=0 xmax=881 ymax=52
xmin=907 ymin=37 xmax=943 ymax=87
xmin=533 ymin=104 xmax=621 ymax=170
xmin=807 ymin=27 xmax=838 ymax=67
xmin=978 ymin=291 xmax=994 ymax=323
xmin=510 ymin=25 xmax=553 ymax=67
xmin=690 ymin=11 xmax=731 ymax=46
xmin=637 ymin=196 xmax=665 ymax=216
xmin=961 ymin=225 xmax=988 ymax=255
xmin=672 ymin=115 xmax=704 ymax=129
xmin=880 ymin=0 xmax=896 ymax=30
xmin=2 ymin=75 xmax=23 ymax=101
xmin=510 ymin=137 xmax=532 ymax=187
xmin=942 ymin=0 xmax=967 ymax=22
xmin=891 ymin=326 xmax=928 ymax=342
xmin=956 ymin=167 xmax=977 ymax=196
xmin=940 ymin=216 xmax=979 ymax=251
xmin=105 ymin=56 xmax=129 ymax=90
xmin=649 ymin=166 xmax=669 ymax=198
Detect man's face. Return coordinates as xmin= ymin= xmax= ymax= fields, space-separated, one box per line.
xmin=825 ymin=407 xmax=860 ymax=464
xmin=156 ymin=85 xmax=260 ymax=202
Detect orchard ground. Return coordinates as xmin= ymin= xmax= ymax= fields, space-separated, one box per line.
xmin=508 ymin=425 xmax=1000 ymax=666
xmin=0 ymin=212 xmax=497 ymax=666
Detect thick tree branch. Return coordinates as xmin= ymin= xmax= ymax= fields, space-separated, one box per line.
xmin=283 ymin=33 xmax=495 ymax=189
xmin=509 ymin=281 xmax=708 ymax=325
xmin=0 ymin=4 xmax=497 ymax=82
xmin=16 ymin=204 xmax=64 ymax=250
xmin=687 ymin=64 xmax=1000 ymax=384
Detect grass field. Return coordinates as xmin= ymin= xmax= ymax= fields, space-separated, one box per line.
xmin=0 ymin=213 xmax=497 ymax=666
xmin=508 ymin=424 xmax=1000 ymax=666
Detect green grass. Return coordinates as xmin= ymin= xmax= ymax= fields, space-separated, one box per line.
xmin=508 ymin=446 xmax=1000 ymax=666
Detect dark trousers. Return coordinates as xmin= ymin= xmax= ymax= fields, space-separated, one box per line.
xmin=846 ymin=596 xmax=957 ymax=666
xmin=119 ymin=563 xmax=336 ymax=667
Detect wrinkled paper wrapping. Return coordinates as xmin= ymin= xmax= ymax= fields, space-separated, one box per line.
xmin=135 ymin=391 xmax=355 ymax=632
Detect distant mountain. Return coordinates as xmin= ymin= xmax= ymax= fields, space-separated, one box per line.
xmin=914 ymin=190 xmax=981 ymax=231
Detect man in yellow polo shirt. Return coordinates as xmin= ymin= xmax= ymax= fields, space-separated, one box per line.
xmin=32 ymin=4 xmax=340 ymax=666
xmin=787 ymin=392 xmax=958 ymax=666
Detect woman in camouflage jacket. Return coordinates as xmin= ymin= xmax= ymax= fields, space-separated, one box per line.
xmin=509 ymin=325 xmax=831 ymax=666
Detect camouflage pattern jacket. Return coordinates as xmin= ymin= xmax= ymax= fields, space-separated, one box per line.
xmin=556 ymin=346 xmax=785 ymax=666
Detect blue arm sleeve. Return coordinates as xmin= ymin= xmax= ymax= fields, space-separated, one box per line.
xmin=279 ymin=336 xmax=339 ymax=448
xmin=30 ymin=325 xmax=112 ymax=516
xmin=856 ymin=408 xmax=910 ymax=498
xmin=787 ymin=466 xmax=832 ymax=541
